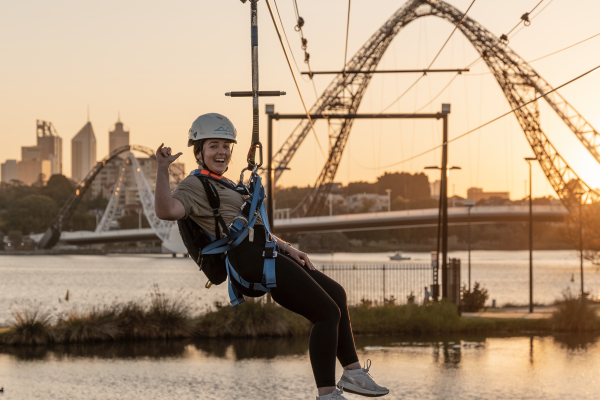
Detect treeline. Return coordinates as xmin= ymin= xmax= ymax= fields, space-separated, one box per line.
xmin=275 ymin=171 xmax=433 ymax=213
xmin=0 ymin=175 xmax=104 ymax=245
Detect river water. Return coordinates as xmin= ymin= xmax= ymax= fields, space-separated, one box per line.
xmin=1 ymin=335 xmax=599 ymax=399
xmin=1 ymin=251 xmax=598 ymax=325
xmin=2 ymin=252 xmax=600 ymax=399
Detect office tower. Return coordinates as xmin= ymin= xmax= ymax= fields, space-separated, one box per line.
xmin=109 ymin=117 xmax=130 ymax=155
xmin=1 ymin=160 xmax=18 ymax=183
xmin=17 ymin=159 xmax=51 ymax=185
xmin=71 ymin=121 xmax=97 ymax=182
xmin=21 ymin=146 xmax=42 ymax=161
xmin=36 ymin=120 xmax=62 ymax=175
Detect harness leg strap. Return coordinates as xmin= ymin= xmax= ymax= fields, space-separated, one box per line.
xmin=263 ymin=242 xmax=277 ymax=288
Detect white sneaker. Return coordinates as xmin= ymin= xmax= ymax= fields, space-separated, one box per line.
xmin=317 ymin=387 xmax=347 ymax=400
xmin=337 ymin=360 xmax=389 ymax=397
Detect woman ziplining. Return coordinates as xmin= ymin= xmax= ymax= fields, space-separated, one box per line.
xmin=154 ymin=113 xmax=389 ymax=399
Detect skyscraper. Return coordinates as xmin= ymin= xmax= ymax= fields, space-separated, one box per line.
xmin=1 ymin=160 xmax=18 ymax=183
xmin=36 ymin=120 xmax=62 ymax=175
xmin=71 ymin=121 xmax=97 ymax=182
xmin=109 ymin=117 xmax=130 ymax=155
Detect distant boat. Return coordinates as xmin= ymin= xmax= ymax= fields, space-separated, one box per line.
xmin=389 ymin=251 xmax=410 ymax=261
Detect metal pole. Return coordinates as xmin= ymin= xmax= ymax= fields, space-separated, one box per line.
xmin=248 ymin=0 xmax=260 ymax=168
xmin=580 ymin=196 xmax=584 ymax=300
xmin=468 ymin=205 xmax=471 ymax=292
xmin=441 ymin=114 xmax=449 ymax=299
xmin=267 ymin=113 xmax=274 ymax=231
xmin=529 ymin=164 xmax=533 ymax=313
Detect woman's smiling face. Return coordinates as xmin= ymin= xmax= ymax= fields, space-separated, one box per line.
xmin=197 ymin=139 xmax=232 ymax=175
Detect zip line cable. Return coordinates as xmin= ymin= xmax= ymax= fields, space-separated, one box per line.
xmin=465 ymin=30 xmax=600 ymax=76
xmin=273 ymin=0 xmax=320 ymax=100
xmin=355 ymin=63 xmax=600 ymax=170
xmin=289 ymin=0 xmax=320 ymax=100
xmin=426 ymin=0 xmax=476 ymax=69
xmin=384 ymin=0 xmax=561 ymax=113
xmin=380 ymin=0 xmax=476 ymax=113
xmin=510 ymin=0 xmax=554 ymax=39
xmin=504 ymin=0 xmax=545 ymax=38
xmin=265 ymin=0 xmax=327 ymax=159
xmin=343 ymin=0 xmax=352 ymax=74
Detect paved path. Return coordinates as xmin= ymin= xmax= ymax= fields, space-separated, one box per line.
xmin=463 ymin=306 xmax=557 ymax=319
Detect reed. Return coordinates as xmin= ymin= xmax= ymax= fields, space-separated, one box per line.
xmin=4 ymin=303 xmax=53 ymax=345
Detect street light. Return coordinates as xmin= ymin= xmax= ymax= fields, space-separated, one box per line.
xmin=525 ymin=157 xmax=536 ymax=313
xmin=574 ymin=190 xmax=586 ymax=302
xmin=424 ymin=164 xmax=461 ymax=300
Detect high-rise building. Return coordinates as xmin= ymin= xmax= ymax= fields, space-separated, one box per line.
xmin=1 ymin=160 xmax=18 ymax=183
xmin=21 ymin=146 xmax=42 ymax=161
xmin=17 ymin=159 xmax=51 ymax=185
xmin=109 ymin=117 xmax=130 ymax=155
xmin=36 ymin=120 xmax=62 ymax=175
xmin=71 ymin=121 xmax=97 ymax=182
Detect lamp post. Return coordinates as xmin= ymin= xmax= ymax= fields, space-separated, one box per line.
xmin=464 ymin=199 xmax=476 ymax=291
xmin=525 ymin=157 xmax=536 ymax=313
xmin=574 ymin=190 xmax=585 ymax=301
xmin=385 ymin=189 xmax=392 ymax=212
xmin=425 ymin=163 xmax=461 ymax=299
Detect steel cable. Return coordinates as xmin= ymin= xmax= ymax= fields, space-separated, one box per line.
xmin=265 ymin=0 xmax=327 ymax=159
xmin=355 ymin=63 xmax=600 ymax=170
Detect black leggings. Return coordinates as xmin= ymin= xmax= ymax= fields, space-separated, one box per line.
xmin=228 ymin=226 xmax=359 ymax=388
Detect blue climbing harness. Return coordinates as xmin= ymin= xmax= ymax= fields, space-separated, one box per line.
xmin=192 ymin=168 xmax=278 ymax=307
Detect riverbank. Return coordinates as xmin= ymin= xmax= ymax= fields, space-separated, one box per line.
xmin=2 ymin=293 xmax=598 ymax=346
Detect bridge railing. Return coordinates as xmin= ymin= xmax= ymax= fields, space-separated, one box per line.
xmin=313 ymin=262 xmax=433 ymax=306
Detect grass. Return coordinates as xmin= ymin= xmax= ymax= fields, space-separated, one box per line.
xmin=2 ymin=289 xmax=598 ymax=346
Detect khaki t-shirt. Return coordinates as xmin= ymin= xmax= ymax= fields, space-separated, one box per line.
xmin=172 ymin=175 xmax=262 ymax=236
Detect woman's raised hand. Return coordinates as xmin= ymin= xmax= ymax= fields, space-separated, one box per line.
xmin=156 ymin=143 xmax=183 ymax=166
xmin=287 ymin=247 xmax=315 ymax=271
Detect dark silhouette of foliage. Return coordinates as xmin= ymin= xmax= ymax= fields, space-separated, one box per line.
xmin=461 ymin=282 xmax=489 ymax=312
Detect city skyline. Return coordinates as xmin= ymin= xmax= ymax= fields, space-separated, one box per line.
xmin=0 ymin=0 xmax=599 ymax=200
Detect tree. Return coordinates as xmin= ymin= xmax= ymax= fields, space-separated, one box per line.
xmin=565 ymin=202 xmax=600 ymax=267
xmin=42 ymin=174 xmax=75 ymax=205
xmin=3 ymin=195 xmax=58 ymax=234
xmin=299 ymin=232 xmax=350 ymax=253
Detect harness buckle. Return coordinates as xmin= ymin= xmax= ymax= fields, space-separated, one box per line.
xmin=262 ymin=249 xmax=277 ymax=259
xmin=229 ymin=215 xmax=248 ymax=230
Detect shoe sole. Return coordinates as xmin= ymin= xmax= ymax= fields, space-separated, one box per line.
xmin=338 ymin=382 xmax=389 ymax=397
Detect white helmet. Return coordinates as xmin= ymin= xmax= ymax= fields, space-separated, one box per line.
xmin=187 ymin=113 xmax=237 ymax=147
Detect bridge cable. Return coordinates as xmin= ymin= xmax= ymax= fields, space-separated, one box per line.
xmin=426 ymin=0 xmax=476 ymax=70
xmin=343 ymin=0 xmax=352 ymax=74
xmin=265 ymin=0 xmax=327 ymax=159
xmin=355 ymin=63 xmax=600 ymax=170
xmin=380 ymin=0 xmax=476 ymax=114
xmin=382 ymin=0 xmax=560 ymax=114
xmin=466 ymin=30 xmax=600 ymax=76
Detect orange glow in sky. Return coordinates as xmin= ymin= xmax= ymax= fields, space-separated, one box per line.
xmin=1 ymin=0 xmax=599 ymax=200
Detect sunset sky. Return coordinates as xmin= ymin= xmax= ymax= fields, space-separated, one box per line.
xmin=1 ymin=0 xmax=599 ymax=200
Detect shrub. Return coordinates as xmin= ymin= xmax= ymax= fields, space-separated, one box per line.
xmin=195 ymin=300 xmax=309 ymax=337
xmin=551 ymin=289 xmax=599 ymax=332
xmin=461 ymin=282 xmax=489 ymax=312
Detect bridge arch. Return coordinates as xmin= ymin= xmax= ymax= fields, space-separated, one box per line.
xmin=274 ymin=0 xmax=600 ymax=216
xmin=39 ymin=144 xmax=183 ymax=249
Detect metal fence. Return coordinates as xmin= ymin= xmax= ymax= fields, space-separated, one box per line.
xmin=314 ymin=262 xmax=433 ymax=306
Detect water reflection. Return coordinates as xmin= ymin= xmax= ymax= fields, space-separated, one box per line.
xmin=1 ymin=334 xmax=599 ymax=400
